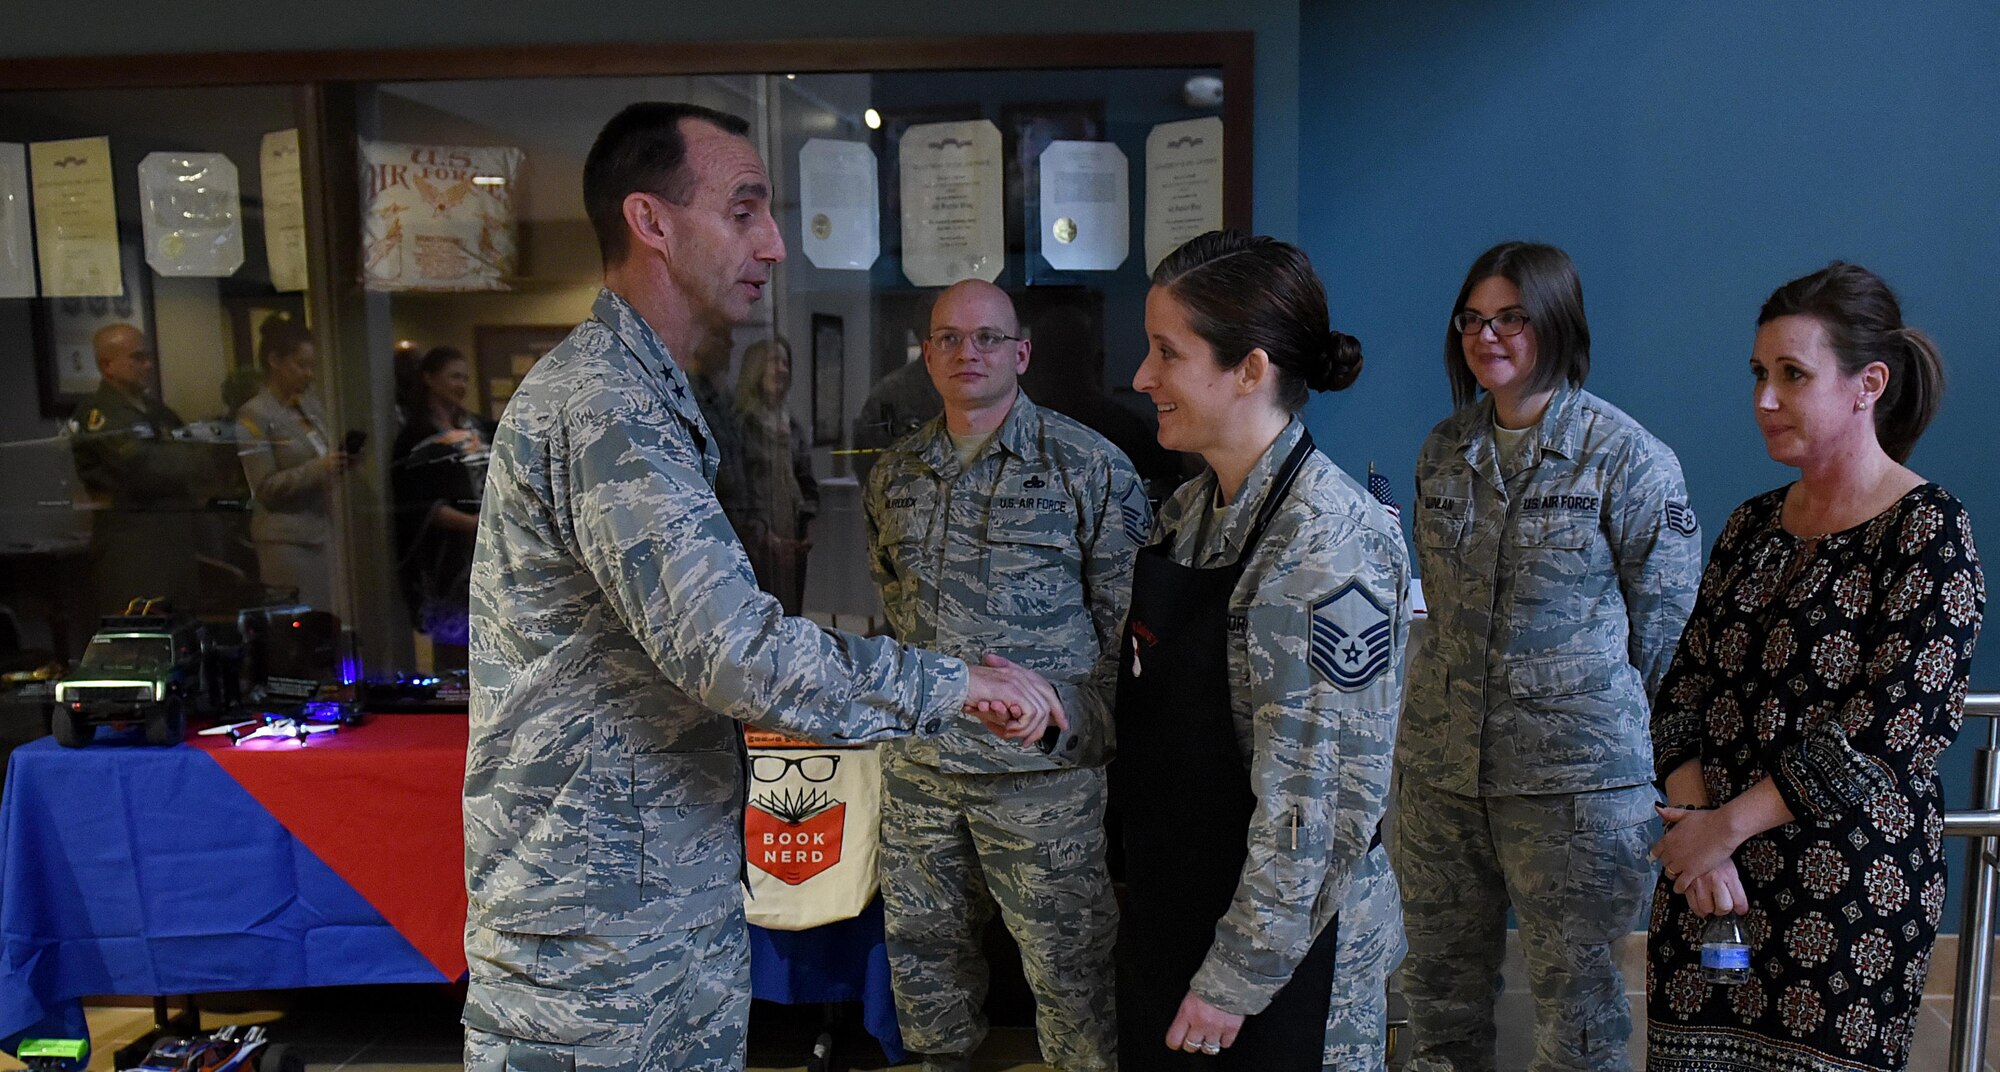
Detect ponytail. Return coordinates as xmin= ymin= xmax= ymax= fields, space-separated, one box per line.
xmin=1878 ymin=326 xmax=1943 ymax=463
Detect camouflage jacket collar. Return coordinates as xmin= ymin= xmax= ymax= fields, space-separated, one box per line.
xmin=1189 ymin=416 xmax=1308 ymax=565
xmin=912 ymin=389 xmax=1039 ymax=477
xmin=1460 ymin=384 xmax=1585 ymax=485
xmin=590 ymin=287 xmax=705 ymax=431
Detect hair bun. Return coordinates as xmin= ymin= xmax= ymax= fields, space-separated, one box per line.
xmin=1309 ymin=329 xmax=1363 ymax=393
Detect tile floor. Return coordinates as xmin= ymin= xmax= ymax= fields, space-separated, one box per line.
xmin=1 ymin=935 xmax=1988 ymax=1071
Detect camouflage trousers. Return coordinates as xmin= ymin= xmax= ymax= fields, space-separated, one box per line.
xmin=1323 ymin=849 xmax=1408 ymax=1071
xmin=463 ymin=915 xmax=749 ymax=1071
xmin=1394 ymin=779 xmax=1657 ymax=1072
xmin=879 ymin=754 xmax=1118 ymax=1072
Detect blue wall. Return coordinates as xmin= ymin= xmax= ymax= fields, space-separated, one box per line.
xmin=1296 ymin=0 xmax=2000 ymax=927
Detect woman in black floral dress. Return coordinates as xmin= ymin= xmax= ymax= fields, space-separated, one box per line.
xmin=1647 ymin=262 xmax=1983 ymax=1072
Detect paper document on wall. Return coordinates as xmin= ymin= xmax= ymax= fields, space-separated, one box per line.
xmin=30 ymin=136 xmax=122 ymax=297
xmin=1038 ymin=140 xmax=1127 ymax=272
xmin=899 ymin=120 xmax=1003 ymax=286
xmin=799 ymin=139 xmax=878 ymax=271
xmin=139 ymin=152 xmax=245 ymax=277
xmin=360 ymin=141 xmax=523 ymax=292
xmin=1144 ymin=117 xmax=1224 ymax=275
xmin=261 ymin=130 xmax=310 ymax=292
xmin=0 ymin=144 xmax=34 ymax=299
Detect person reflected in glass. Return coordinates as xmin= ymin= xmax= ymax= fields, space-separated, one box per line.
xmin=67 ymin=322 xmax=205 ymax=616
xmin=1645 ymin=263 xmax=1983 ymax=1072
xmin=235 ymin=315 xmax=346 ymax=611
xmin=684 ymin=331 xmax=756 ymax=541
xmin=1116 ymin=231 xmax=1410 ymax=1069
xmin=391 ymin=346 xmax=496 ymax=668
xmin=733 ymin=337 xmax=818 ymax=615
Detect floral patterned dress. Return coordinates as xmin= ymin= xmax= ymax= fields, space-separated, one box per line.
xmin=1648 ymin=483 xmax=1984 ymax=1072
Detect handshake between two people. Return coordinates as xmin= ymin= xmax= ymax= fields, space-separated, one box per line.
xmin=962 ymin=653 xmax=1067 ymax=745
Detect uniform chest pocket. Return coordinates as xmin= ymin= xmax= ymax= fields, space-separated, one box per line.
xmin=878 ymin=537 xmax=930 ymax=611
xmin=1510 ymin=512 xmax=1601 ymax=594
xmin=986 ymin=525 xmax=1081 ymax=620
xmin=1418 ymin=497 xmax=1470 ymax=549
xmin=1512 ymin=512 xmax=1593 ymax=550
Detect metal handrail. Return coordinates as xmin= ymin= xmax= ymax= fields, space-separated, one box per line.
xmin=1944 ymin=694 xmax=2000 ymax=1072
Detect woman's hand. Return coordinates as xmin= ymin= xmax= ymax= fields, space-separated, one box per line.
xmin=963 ymin=654 xmax=1067 ymax=739
xmin=1680 ymin=858 xmax=1748 ymax=917
xmin=1652 ymin=805 xmax=1745 ymax=896
xmin=1166 ymin=992 xmax=1243 ymax=1056
xmin=319 ymin=450 xmax=351 ymax=476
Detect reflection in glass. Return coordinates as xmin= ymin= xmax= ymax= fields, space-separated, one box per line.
xmin=737 ymin=337 xmax=818 ymax=615
xmin=235 ymin=315 xmax=340 ymax=611
xmin=390 ymin=346 xmax=494 ymax=668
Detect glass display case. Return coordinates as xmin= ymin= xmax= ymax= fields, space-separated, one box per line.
xmin=0 ymin=36 xmax=1251 ymax=689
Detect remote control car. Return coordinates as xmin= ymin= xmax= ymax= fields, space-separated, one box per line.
xmin=126 ymin=1025 xmax=301 ymax=1072
xmin=51 ymin=600 xmax=224 ymax=747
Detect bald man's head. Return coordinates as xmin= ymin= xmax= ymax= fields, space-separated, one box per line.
xmin=923 ymin=280 xmax=1029 ymax=418
xmin=93 ymin=323 xmax=156 ymax=399
xmin=928 ymin=279 xmax=1018 ymax=336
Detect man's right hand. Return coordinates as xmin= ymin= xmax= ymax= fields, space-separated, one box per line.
xmin=963 ymin=653 xmax=1066 ymax=742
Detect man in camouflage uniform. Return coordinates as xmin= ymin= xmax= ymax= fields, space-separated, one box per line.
xmin=865 ymin=279 xmax=1147 ymax=1072
xmin=1400 ymin=383 xmax=1701 ymax=1071
xmin=67 ymin=323 xmax=204 ymax=615
xmin=463 ymin=103 xmax=1062 ymax=1072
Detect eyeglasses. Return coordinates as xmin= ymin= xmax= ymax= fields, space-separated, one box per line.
xmin=1452 ymin=311 xmax=1531 ymax=337
xmin=751 ymin=754 xmax=840 ymax=783
xmin=927 ymin=329 xmax=1022 ymax=354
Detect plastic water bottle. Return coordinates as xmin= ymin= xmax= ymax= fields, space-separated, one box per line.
xmin=1700 ymin=914 xmax=1750 ymax=985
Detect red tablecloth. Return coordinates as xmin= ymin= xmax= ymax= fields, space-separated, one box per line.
xmin=193 ymin=715 xmax=468 ymax=979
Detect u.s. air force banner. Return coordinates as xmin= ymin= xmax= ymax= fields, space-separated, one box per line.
xmin=360 ymin=141 xmax=521 ymax=292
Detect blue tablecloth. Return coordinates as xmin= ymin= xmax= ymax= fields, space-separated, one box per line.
xmin=0 ymin=731 xmax=903 ymax=1061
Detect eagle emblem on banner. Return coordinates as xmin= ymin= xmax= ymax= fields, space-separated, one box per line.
xmin=1310 ymin=581 xmax=1393 ymax=692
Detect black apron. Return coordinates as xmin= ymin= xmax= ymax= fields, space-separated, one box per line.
xmin=1112 ymin=434 xmax=1344 ymax=1070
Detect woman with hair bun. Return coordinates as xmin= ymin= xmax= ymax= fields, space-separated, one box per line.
xmin=1114 ymin=230 xmax=1410 ymax=1069
xmin=1646 ymin=263 xmax=1982 ymax=1072
xmin=1399 ymin=241 xmax=1702 ymax=1070
xmin=236 ymin=314 xmax=347 ymax=610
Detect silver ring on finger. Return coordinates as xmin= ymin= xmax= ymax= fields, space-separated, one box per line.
xmin=1202 ymin=1042 xmax=1222 ymax=1055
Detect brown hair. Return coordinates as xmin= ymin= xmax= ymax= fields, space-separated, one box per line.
xmin=257 ymin=314 xmax=313 ymax=372
xmin=1758 ymin=262 xmax=1943 ymax=463
xmin=1444 ymin=241 xmax=1590 ymax=407
xmin=1151 ymin=230 xmax=1361 ymax=413
xmin=583 ymin=102 xmax=751 ymax=266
